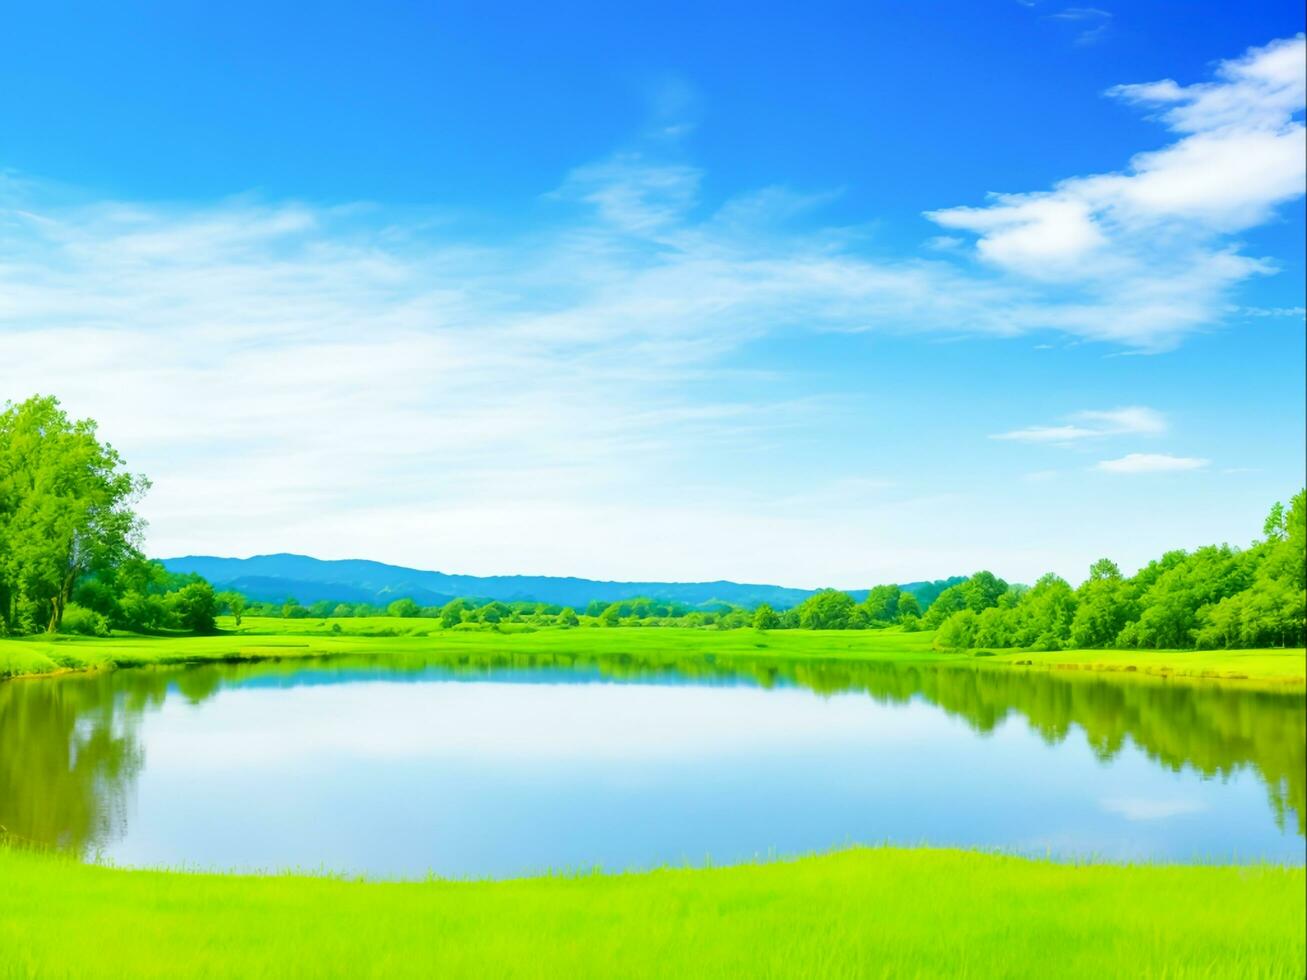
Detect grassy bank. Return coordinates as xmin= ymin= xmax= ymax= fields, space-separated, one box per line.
xmin=2 ymin=617 xmax=1303 ymax=689
xmin=1 ymin=845 xmax=1302 ymax=979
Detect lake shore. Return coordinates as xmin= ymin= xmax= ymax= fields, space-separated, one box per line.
xmin=1 ymin=844 xmax=1301 ymax=979
xmin=2 ymin=617 xmax=1304 ymax=689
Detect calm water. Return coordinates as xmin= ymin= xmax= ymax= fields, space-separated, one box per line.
xmin=2 ymin=653 xmax=1302 ymax=877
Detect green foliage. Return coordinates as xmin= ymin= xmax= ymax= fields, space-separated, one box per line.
xmin=170 ymin=582 xmax=218 ymax=634
xmin=935 ymin=609 xmax=977 ymax=649
xmin=216 ymin=591 xmax=247 ymax=626
xmin=0 ymin=396 xmax=149 ymax=634
xmin=934 ymin=492 xmax=1306 ymax=653
xmin=752 ymin=603 xmax=780 ymax=629
xmin=861 ymin=585 xmax=901 ymax=625
xmin=796 ymin=589 xmax=857 ymax=629
xmin=897 ymin=592 xmax=921 ymax=621
xmin=387 ymin=597 xmax=421 ymax=618
xmin=59 ymin=603 xmax=110 ymax=637
xmin=440 ymin=599 xmax=467 ymax=628
xmin=281 ymin=598 xmax=309 ymax=619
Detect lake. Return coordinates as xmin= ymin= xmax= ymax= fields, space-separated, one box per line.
xmin=1 ymin=653 xmax=1302 ymax=878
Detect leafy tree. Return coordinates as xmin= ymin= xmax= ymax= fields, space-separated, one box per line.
xmin=281 ymin=598 xmax=308 ymax=619
xmin=923 ymin=584 xmax=967 ymax=628
xmin=1264 ymin=502 xmax=1287 ymax=542
xmin=557 ymin=607 xmax=579 ymax=627
xmin=216 ymin=591 xmax=247 ymax=626
xmin=477 ymin=601 xmax=510 ymax=624
xmin=861 ymin=585 xmax=901 ymax=624
xmin=440 ymin=599 xmax=467 ymax=628
xmin=170 ymin=581 xmax=218 ymax=633
xmin=797 ymin=589 xmax=856 ymax=629
xmin=934 ymin=609 xmax=977 ymax=650
xmin=0 ymin=396 xmax=149 ymax=632
xmin=896 ymin=592 xmax=922 ymax=621
xmin=387 ymin=597 xmax=420 ymax=618
xmin=1071 ymin=560 xmax=1131 ymax=648
xmin=753 ymin=603 xmax=780 ymax=629
xmin=962 ymin=571 xmax=1009 ymax=613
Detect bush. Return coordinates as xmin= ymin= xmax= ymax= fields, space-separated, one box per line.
xmin=60 ymin=604 xmax=110 ymax=637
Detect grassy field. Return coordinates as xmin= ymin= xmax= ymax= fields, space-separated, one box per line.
xmin=2 ymin=616 xmax=1303 ymax=689
xmin=2 ymin=845 xmax=1302 ymax=979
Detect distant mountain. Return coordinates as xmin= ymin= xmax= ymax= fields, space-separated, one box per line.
xmin=161 ymin=553 xmax=964 ymax=611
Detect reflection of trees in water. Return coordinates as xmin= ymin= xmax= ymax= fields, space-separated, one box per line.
xmin=0 ymin=673 xmax=145 ymax=856
xmin=2 ymin=652 xmax=1302 ymax=856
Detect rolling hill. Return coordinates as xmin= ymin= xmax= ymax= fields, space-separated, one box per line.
xmin=162 ymin=553 xmax=963 ymax=611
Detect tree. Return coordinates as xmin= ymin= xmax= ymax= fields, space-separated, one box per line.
xmin=934 ymin=610 xmax=977 ymax=650
xmin=923 ymin=584 xmax=967 ymax=628
xmin=752 ymin=603 xmax=780 ymax=629
xmin=1264 ymin=502 xmax=1287 ymax=542
xmin=796 ymin=589 xmax=856 ymax=629
xmin=216 ymin=591 xmax=246 ymax=626
xmin=599 ymin=603 xmax=621 ymax=627
xmin=281 ymin=598 xmax=308 ymax=619
xmin=961 ymin=571 xmax=1009 ymax=613
xmin=861 ymin=585 xmax=901 ymax=624
xmin=171 ymin=582 xmax=218 ymax=633
xmin=558 ymin=607 xmax=579 ymax=627
xmin=0 ymin=396 xmax=149 ymax=632
xmin=387 ymin=597 xmax=420 ymax=618
xmin=896 ymin=592 xmax=922 ymax=621
xmin=440 ymin=599 xmax=467 ymax=628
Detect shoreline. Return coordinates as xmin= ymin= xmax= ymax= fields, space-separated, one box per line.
xmin=3 ymin=619 xmax=1304 ymax=691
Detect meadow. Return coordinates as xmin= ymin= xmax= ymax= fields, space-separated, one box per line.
xmin=2 ymin=616 xmax=1304 ymax=689
xmin=2 ymin=844 xmax=1303 ymax=979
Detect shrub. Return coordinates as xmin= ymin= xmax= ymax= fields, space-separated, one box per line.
xmin=60 ymin=604 xmax=110 ymax=637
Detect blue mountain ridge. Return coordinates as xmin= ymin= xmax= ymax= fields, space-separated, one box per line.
xmin=161 ymin=553 xmax=964 ymax=611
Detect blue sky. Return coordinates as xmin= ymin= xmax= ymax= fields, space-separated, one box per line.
xmin=1 ymin=1 xmax=1303 ymax=587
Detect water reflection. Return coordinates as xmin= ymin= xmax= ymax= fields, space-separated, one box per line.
xmin=1 ymin=651 xmax=1302 ymax=874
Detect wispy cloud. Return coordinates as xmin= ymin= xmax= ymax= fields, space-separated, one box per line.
xmin=993 ymin=405 xmax=1166 ymax=442
xmin=0 ymin=36 xmax=1299 ymax=580
xmin=1096 ymin=453 xmax=1210 ymax=474
xmin=1051 ymin=7 xmax=1113 ymax=47
xmin=927 ymin=35 xmax=1306 ymax=350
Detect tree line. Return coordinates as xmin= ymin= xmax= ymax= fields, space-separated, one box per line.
xmin=248 ymin=584 xmax=934 ymax=632
xmin=928 ymin=492 xmax=1305 ymax=651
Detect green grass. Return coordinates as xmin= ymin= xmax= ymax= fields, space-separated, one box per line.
xmin=2 ymin=616 xmax=1303 ymax=689
xmin=1 ymin=845 xmax=1302 ymax=979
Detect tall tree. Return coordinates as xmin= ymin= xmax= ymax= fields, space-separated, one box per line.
xmin=0 ymin=397 xmax=149 ymax=633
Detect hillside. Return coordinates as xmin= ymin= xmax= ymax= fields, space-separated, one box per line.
xmin=161 ymin=553 xmax=963 ymax=611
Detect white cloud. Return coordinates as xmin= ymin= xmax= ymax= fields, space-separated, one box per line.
xmin=1050 ymin=7 xmax=1113 ymax=47
xmin=0 ymin=37 xmax=1300 ymax=582
xmin=927 ymin=34 xmax=1306 ymax=349
xmin=993 ymin=405 xmax=1166 ymax=442
xmin=1096 ymin=453 xmax=1210 ymax=474
xmin=1074 ymin=406 xmax=1167 ymax=435
xmin=995 ymin=424 xmax=1101 ymax=443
